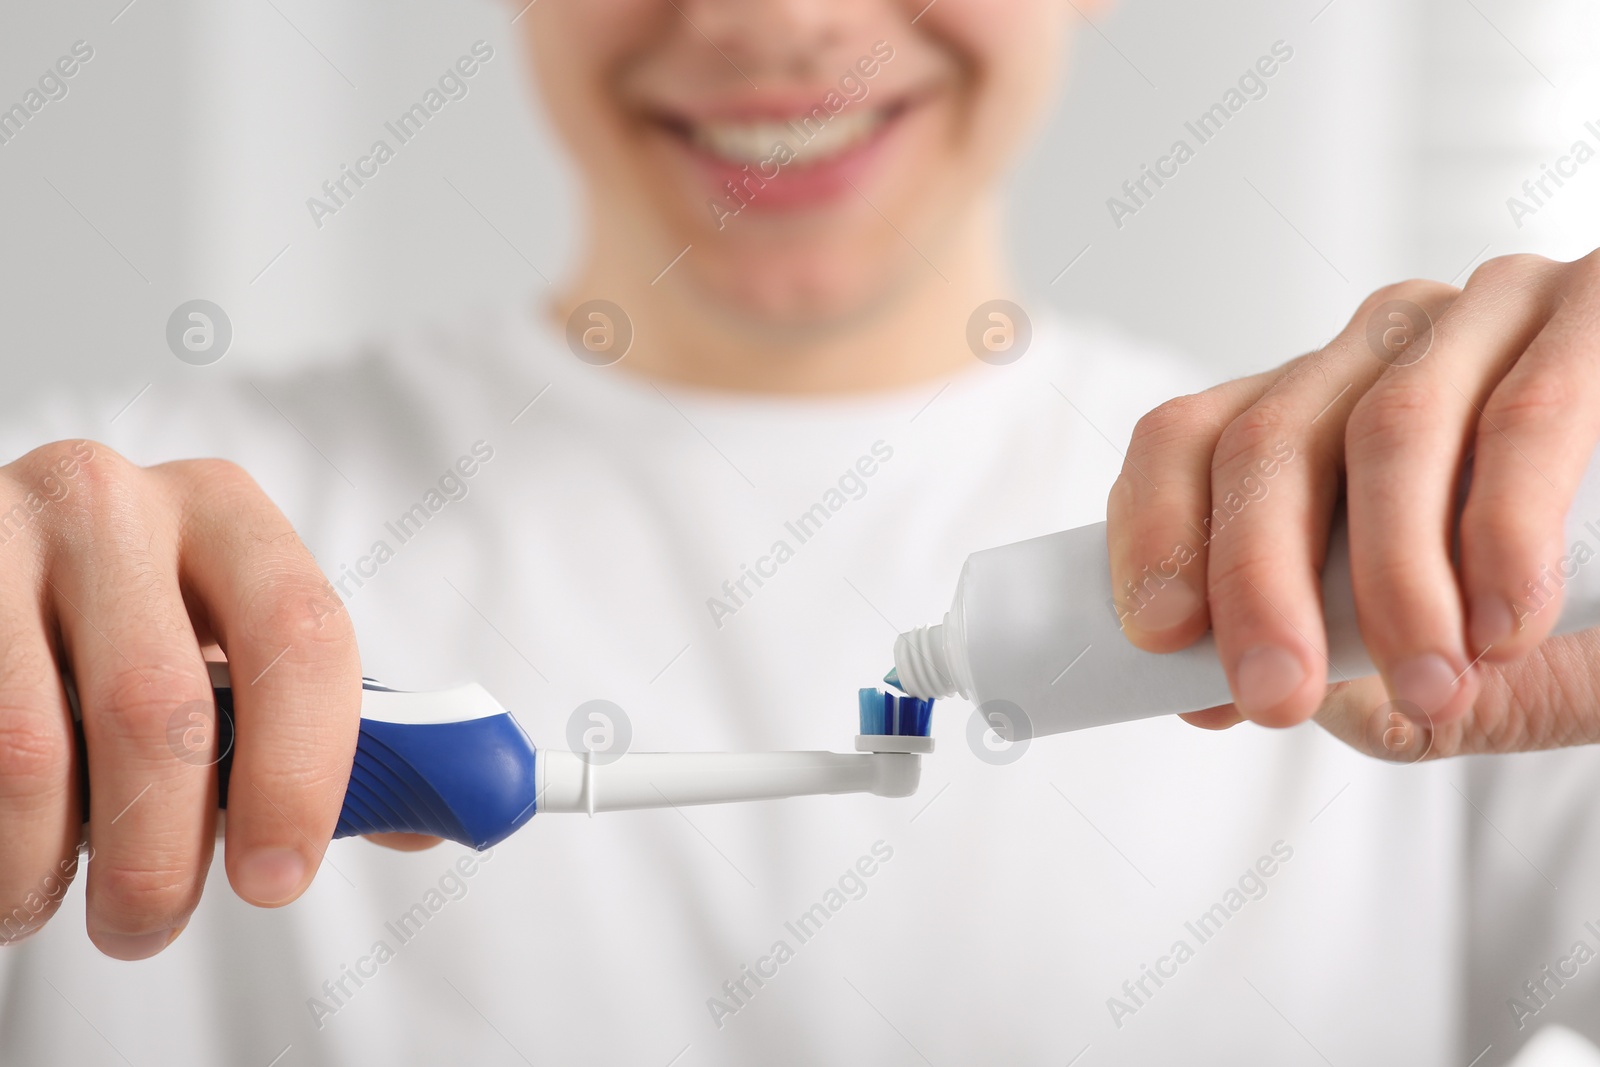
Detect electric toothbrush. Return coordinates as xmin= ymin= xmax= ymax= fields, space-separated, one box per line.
xmin=76 ymin=667 xmax=935 ymax=851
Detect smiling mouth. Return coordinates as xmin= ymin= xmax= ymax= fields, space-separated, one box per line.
xmin=654 ymin=97 xmax=914 ymax=170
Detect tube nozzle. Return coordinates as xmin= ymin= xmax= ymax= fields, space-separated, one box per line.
xmin=891 ymin=624 xmax=960 ymax=699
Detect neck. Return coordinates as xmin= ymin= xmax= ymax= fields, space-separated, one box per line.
xmin=550 ymin=200 xmax=1014 ymax=395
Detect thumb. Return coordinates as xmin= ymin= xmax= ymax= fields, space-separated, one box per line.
xmin=1314 ymin=675 xmax=1441 ymax=763
xmin=364 ymin=833 xmax=445 ymax=852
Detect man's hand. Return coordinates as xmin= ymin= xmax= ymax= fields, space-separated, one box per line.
xmin=0 ymin=442 xmax=361 ymax=958
xmin=1106 ymin=251 xmax=1600 ymax=759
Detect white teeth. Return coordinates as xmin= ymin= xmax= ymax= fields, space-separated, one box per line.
xmin=690 ymin=108 xmax=885 ymax=168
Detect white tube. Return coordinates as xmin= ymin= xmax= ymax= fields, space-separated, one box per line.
xmin=894 ymin=450 xmax=1600 ymax=739
xmin=535 ymin=750 xmax=923 ymax=814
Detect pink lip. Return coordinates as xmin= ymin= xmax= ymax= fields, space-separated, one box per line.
xmin=656 ymin=99 xmax=914 ymax=213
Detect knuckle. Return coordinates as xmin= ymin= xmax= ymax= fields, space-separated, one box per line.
xmin=1203 ymin=558 xmax=1310 ymax=648
xmin=9 ymin=439 xmax=108 ymax=482
xmin=1359 ymin=278 xmax=1457 ymax=314
xmin=0 ymin=711 xmax=69 ymax=801
xmin=157 ymin=456 xmax=250 ymax=483
xmin=1468 ymin=253 xmax=1553 ymax=290
xmin=35 ymin=440 xmax=123 ymax=497
xmin=1275 ymin=349 xmax=1332 ymax=390
xmin=1345 ymin=384 xmax=1432 ymax=456
xmin=1215 ymin=401 xmax=1296 ymax=470
xmin=1350 ymin=555 xmax=1435 ymax=617
xmin=0 ymin=441 xmax=111 ymax=536
xmin=160 ymin=460 xmax=309 ymax=562
xmin=149 ymin=459 xmax=267 ymax=549
xmin=94 ymin=859 xmax=196 ymax=921
xmin=1468 ymin=504 xmax=1541 ymax=559
xmin=15 ymin=444 xmax=146 ymax=541
xmin=1129 ymin=392 xmax=1222 ymax=454
xmin=93 ymin=661 xmax=205 ymax=744
xmin=1204 ymin=543 xmax=1279 ymax=599
xmin=241 ymin=571 xmax=355 ymax=652
xmin=154 ymin=457 xmax=260 ymax=508
xmin=253 ymin=760 xmax=348 ymax=806
xmin=1482 ymin=376 xmax=1568 ymax=435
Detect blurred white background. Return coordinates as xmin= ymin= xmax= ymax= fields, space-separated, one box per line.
xmin=3 ymin=3 xmax=1600 ymax=1063
xmin=1 ymin=0 xmax=1597 ymax=406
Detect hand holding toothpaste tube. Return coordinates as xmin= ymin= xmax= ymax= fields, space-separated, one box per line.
xmin=1107 ymin=251 xmax=1600 ymax=759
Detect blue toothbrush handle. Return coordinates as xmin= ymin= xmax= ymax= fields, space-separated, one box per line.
xmin=74 ymin=679 xmax=541 ymax=851
xmin=212 ymin=681 xmax=541 ymax=850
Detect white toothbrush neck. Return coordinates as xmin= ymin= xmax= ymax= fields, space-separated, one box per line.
xmin=535 ymin=749 xmax=923 ymax=814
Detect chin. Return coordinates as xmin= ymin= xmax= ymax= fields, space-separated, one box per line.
xmin=683 ymin=235 xmax=915 ymax=332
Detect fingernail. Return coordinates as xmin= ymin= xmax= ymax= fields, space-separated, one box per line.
xmin=1469 ymin=595 xmax=1515 ymax=652
xmin=1234 ymin=644 xmax=1306 ymax=717
xmin=1391 ymin=653 xmax=1461 ymax=715
xmin=95 ymin=927 xmax=176 ymax=961
xmin=238 ymin=847 xmax=308 ymax=904
xmin=1127 ymin=578 xmax=1202 ymax=633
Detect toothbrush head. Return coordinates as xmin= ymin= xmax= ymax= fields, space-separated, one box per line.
xmin=856 ymin=687 xmax=934 ymax=753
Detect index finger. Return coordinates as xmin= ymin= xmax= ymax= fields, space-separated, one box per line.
xmin=1107 ymin=371 xmax=1278 ymax=652
xmin=154 ymin=460 xmax=361 ymax=907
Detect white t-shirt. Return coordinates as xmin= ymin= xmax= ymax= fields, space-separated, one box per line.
xmin=2 ymin=302 xmax=1598 ymax=1066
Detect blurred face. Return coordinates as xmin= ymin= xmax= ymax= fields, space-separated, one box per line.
xmin=520 ymin=0 xmax=1078 ymax=330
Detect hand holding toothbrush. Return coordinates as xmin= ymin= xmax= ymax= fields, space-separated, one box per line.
xmin=0 ymin=448 xmax=379 ymax=958
xmin=1107 ymin=250 xmax=1600 ymax=760
xmin=0 ymin=446 xmax=933 ymax=961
